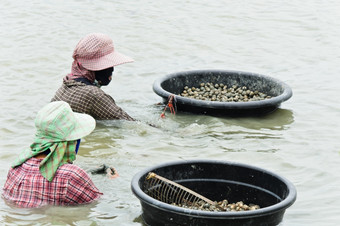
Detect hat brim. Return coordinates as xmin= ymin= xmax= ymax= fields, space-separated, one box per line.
xmin=79 ymin=50 xmax=134 ymax=71
xmin=64 ymin=112 xmax=96 ymax=141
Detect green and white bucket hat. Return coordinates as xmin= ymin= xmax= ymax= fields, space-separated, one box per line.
xmin=35 ymin=101 xmax=96 ymax=141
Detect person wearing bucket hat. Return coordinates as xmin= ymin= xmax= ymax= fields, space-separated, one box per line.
xmin=2 ymin=101 xmax=104 ymax=207
xmin=51 ymin=33 xmax=135 ymax=120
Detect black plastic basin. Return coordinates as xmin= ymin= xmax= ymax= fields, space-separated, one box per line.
xmin=131 ymin=160 xmax=297 ymax=226
xmin=153 ymin=70 xmax=293 ymax=116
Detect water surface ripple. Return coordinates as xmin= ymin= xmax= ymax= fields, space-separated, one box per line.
xmin=0 ymin=0 xmax=339 ymax=225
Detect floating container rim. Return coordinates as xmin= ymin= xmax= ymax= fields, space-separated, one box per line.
xmin=131 ymin=159 xmax=297 ymax=219
xmin=152 ymin=69 xmax=293 ymax=109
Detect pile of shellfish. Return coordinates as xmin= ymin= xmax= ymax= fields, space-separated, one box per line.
xmin=171 ymin=200 xmax=260 ymax=212
xmin=180 ymin=83 xmax=272 ymax=102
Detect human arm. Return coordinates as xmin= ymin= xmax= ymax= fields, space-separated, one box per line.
xmin=91 ymin=92 xmax=135 ymax=121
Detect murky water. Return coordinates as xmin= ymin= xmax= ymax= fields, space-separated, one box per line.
xmin=1 ymin=0 xmax=340 ymax=225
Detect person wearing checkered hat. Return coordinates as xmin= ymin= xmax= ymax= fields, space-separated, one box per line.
xmin=51 ymin=33 xmax=135 ymax=120
xmin=2 ymin=101 xmax=103 ymax=207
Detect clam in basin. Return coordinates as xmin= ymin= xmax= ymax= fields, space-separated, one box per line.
xmin=131 ymin=160 xmax=297 ymax=226
xmin=153 ymin=70 xmax=293 ymax=116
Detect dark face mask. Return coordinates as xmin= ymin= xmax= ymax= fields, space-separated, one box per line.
xmin=75 ymin=139 xmax=81 ymax=154
xmin=95 ymin=67 xmax=114 ymax=86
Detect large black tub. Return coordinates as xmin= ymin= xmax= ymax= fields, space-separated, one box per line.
xmin=131 ymin=160 xmax=296 ymax=226
xmin=153 ymin=70 xmax=292 ymax=116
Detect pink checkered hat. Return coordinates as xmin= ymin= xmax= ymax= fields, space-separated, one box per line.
xmin=72 ymin=33 xmax=134 ymax=71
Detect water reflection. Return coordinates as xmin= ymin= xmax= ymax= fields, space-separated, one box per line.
xmin=220 ymin=146 xmax=279 ymax=153
xmin=133 ymin=215 xmax=145 ymax=225
xmin=227 ymin=108 xmax=295 ymax=130
xmin=1 ymin=0 xmax=339 ymax=224
xmin=81 ymin=107 xmax=294 ymax=158
xmin=0 ymin=201 xmax=98 ymax=225
xmin=170 ymin=108 xmax=294 ymax=130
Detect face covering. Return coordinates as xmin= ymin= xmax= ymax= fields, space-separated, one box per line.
xmin=75 ymin=139 xmax=81 ymax=154
xmin=95 ymin=67 xmax=114 ymax=86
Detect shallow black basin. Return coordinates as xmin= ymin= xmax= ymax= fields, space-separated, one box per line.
xmin=153 ymin=70 xmax=293 ymax=116
xmin=131 ymin=160 xmax=297 ymax=226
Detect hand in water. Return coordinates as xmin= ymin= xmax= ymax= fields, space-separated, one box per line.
xmin=90 ymin=164 xmax=119 ymax=179
xmin=106 ymin=167 xmax=119 ymax=179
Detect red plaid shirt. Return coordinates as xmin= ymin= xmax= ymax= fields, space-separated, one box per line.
xmin=2 ymin=158 xmax=102 ymax=208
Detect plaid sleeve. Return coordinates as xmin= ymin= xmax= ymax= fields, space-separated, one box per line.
xmin=64 ymin=166 xmax=103 ymax=205
xmin=91 ymin=92 xmax=135 ymax=121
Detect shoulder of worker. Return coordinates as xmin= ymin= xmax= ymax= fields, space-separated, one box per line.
xmin=55 ymin=163 xmax=90 ymax=180
xmin=62 ymin=79 xmax=107 ymax=96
